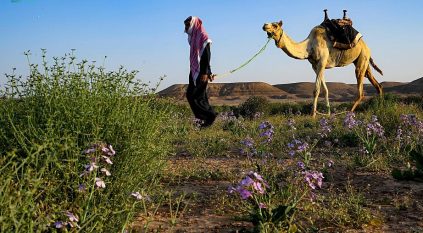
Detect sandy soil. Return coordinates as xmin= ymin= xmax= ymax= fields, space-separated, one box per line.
xmin=132 ymin=155 xmax=423 ymax=233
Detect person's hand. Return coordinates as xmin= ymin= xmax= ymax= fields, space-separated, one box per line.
xmin=199 ymin=74 xmax=209 ymax=84
xmin=209 ymin=74 xmax=216 ymax=82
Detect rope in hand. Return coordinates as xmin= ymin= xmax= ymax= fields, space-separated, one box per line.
xmin=213 ymin=38 xmax=272 ymax=79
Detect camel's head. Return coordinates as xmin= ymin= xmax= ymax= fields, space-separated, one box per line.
xmin=262 ymin=20 xmax=283 ymax=39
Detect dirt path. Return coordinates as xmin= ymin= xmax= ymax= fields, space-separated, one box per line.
xmin=132 ymin=157 xmax=254 ymax=232
xmin=331 ymin=167 xmax=423 ymax=233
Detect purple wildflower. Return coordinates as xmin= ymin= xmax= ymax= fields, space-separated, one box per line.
xmin=400 ymin=114 xmax=417 ymax=126
xmin=297 ymin=142 xmax=309 ymax=152
xmin=78 ymin=184 xmax=86 ymax=192
xmin=241 ymin=137 xmax=255 ymax=148
xmin=366 ymin=115 xmax=384 ymax=137
xmin=84 ymin=162 xmax=98 ymax=172
xmin=227 ymin=186 xmax=237 ymax=194
xmin=327 ymin=160 xmax=334 ymax=168
xmin=54 ymin=221 xmax=65 ymax=229
xmin=344 ymin=112 xmax=359 ymax=129
xmin=303 ymin=171 xmax=324 ymax=190
xmin=238 ymin=188 xmax=253 ymax=200
xmin=240 ymin=137 xmax=257 ymax=157
xmin=240 ymin=175 xmax=254 ymax=187
xmin=287 ymin=139 xmax=308 ymax=156
xmin=258 ymin=121 xmax=274 ymax=143
xmin=297 ymin=161 xmax=305 ymax=170
xmin=230 ymin=171 xmax=268 ymax=200
xmin=318 ymin=118 xmax=332 ymax=138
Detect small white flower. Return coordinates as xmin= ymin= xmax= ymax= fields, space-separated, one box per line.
xmin=102 ymin=156 xmax=113 ymax=165
xmin=95 ymin=177 xmax=106 ymax=188
xmin=101 ymin=168 xmax=111 ymax=176
xmin=131 ymin=192 xmax=142 ymax=200
xmin=64 ymin=211 xmax=79 ymax=222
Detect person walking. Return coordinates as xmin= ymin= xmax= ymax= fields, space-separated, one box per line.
xmin=184 ymin=16 xmax=217 ymax=128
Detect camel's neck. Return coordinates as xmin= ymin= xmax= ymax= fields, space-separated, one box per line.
xmin=274 ymin=30 xmax=309 ymax=60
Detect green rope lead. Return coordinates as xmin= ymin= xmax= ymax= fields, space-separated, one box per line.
xmin=215 ymin=38 xmax=272 ymax=78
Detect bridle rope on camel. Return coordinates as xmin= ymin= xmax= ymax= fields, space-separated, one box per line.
xmin=213 ymin=38 xmax=272 ymax=79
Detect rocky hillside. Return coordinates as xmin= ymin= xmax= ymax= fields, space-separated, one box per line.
xmin=158 ymin=77 xmax=422 ymax=104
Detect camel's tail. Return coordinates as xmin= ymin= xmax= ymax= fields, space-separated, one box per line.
xmin=370 ymin=57 xmax=383 ymax=76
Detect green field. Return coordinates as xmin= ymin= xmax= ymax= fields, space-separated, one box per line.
xmin=1 ymin=53 xmax=422 ymax=232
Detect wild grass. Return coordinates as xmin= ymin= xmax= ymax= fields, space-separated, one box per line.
xmin=1 ymin=50 xmax=422 ymax=232
xmin=0 ymin=50 xmax=177 ymax=232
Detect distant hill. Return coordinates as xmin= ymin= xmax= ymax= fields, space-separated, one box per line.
xmin=157 ymin=78 xmax=422 ymax=105
xmin=384 ymin=77 xmax=423 ymax=94
xmin=158 ymin=82 xmax=294 ymax=105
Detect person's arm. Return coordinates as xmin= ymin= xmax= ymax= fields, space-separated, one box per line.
xmin=198 ymin=43 xmax=214 ymax=84
xmin=199 ymin=43 xmax=211 ymax=76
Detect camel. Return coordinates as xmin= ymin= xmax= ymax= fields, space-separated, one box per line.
xmin=262 ymin=19 xmax=383 ymax=117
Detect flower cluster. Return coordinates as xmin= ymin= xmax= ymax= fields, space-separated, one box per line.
xmin=303 ymin=171 xmax=324 ymax=190
xmin=192 ymin=118 xmax=205 ymax=128
xmin=400 ymin=114 xmax=418 ymax=126
xmin=366 ymin=115 xmax=384 ymax=137
xmin=343 ymin=112 xmax=360 ymax=129
xmin=318 ymin=117 xmax=332 ymax=138
xmin=219 ymin=111 xmax=237 ymax=121
xmin=287 ymin=139 xmax=309 ymax=157
xmin=240 ymin=137 xmax=257 ymax=157
xmin=53 ymin=211 xmax=80 ymax=229
xmin=228 ymin=171 xmax=269 ymax=200
xmin=258 ymin=121 xmax=274 ymax=143
xmin=80 ymin=143 xmax=116 ymax=189
xmin=396 ymin=114 xmax=423 ymax=145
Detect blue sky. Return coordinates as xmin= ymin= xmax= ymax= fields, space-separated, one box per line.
xmin=1 ymin=0 xmax=422 ymax=90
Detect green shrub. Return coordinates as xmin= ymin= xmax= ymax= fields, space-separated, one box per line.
xmin=236 ymin=96 xmax=269 ymax=119
xmin=392 ymin=145 xmax=423 ymax=180
xmin=0 ymin=51 xmax=175 ymax=232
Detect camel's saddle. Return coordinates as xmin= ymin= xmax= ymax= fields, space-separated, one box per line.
xmin=320 ymin=10 xmax=362 ymax=50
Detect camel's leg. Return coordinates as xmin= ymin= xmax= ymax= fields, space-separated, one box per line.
xmin=312 ymin=63 xmax=326 ymax=118
xmin=320 ymin=75 xmax=331 ymax=115
xmin=351 ymin=59 xmax=368 ymax=112
xmin=366 ymin=66 xmax=383 ymax=98
xmin=312 ymin=77 xmax=321 ymax=118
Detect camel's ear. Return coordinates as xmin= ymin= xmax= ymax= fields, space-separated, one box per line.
xmin=278 ymin=20 xmax=283 ymax=26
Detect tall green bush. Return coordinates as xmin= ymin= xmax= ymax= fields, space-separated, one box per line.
xmin=0 ymin=51 xmax=175 ymax=232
